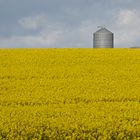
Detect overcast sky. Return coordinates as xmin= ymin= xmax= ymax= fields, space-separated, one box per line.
xmin=0 ymin=0 xmax=140 ymax=48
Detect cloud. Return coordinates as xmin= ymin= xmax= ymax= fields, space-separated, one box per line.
xmin=0 ymin=30 xmax=63 ymax=48
xmin=116 ymin=9 xmax=140 ymax=28
xmin=18 ymin=14 xmax=48 ymax=30
xmin=113 ymin=9 xmax=140 ymax=47
xmin=0 ymin=13 xmax=65 ymax=48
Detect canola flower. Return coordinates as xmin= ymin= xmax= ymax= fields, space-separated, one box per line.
xmin=0 ymin=48 xmax=140 ymax=139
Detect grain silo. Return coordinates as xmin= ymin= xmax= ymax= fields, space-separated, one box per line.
xmin=93 ymin=27 xmax=114 ymax=48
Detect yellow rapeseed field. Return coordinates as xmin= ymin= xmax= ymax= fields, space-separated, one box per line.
xmin=0 ymin=48 xmax=140 ymax=139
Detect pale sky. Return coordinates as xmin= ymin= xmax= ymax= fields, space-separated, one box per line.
xmin=0 ymin=0 xmax=140 ymax=48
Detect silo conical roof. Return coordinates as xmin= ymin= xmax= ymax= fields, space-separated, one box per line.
xmin=95 ymin=27 xmax=113 ymax=34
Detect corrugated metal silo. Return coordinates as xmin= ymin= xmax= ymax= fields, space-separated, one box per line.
xmin=93 ymin=27 xmax=114 ymax=48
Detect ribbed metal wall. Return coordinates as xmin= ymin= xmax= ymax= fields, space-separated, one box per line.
xmin=93 ymin=28 xmax=114 ymax=48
